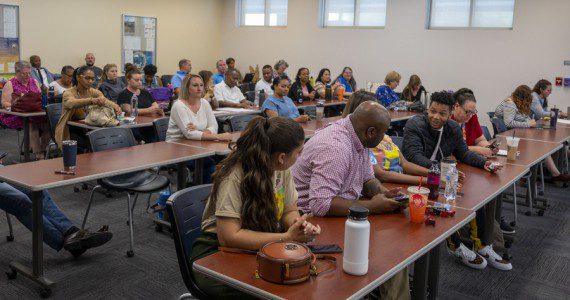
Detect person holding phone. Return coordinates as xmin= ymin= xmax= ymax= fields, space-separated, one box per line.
xmin=190 ymin=117 xmax=320 ymax=298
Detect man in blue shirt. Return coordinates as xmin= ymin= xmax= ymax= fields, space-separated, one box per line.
xmin=212 ymin=59 xmax=227 ymax=85
xmin=171 ymin=59 xmax=192 ymax=95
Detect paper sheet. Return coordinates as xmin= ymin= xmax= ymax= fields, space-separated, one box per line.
xmin=146 ymin=39 xmax=155 ymax=51
xmin=557 ymin=119 xmax=570 ymax=124
xmin=496 ymin=150 xmax=508 ymax=156
xmin=215 ymin=107 xmax=259 ymax=113
xmin=7 ymin=62 xmax=15 ymax=73
xmin=124 ymin=36 xmax=141 ymax=50
xmin=124 ymin=50 xmax=133 ymax=64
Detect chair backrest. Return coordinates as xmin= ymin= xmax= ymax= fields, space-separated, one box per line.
xmin=486 ymin=112 xmax=495 ymax=119
xmin=87 ymin=127 xmax=137 ymax=152
xmin=245 ymin=90 xmax=255 ymax=102
xmin=303 ymin=106 xmax=316 ymax=117
xmin=161 ymin=75 xmax=173 ymax=86
xmin=481 ymin=125 xmax=493 ymax=140
xmin=229 ymin=114 xmax=255 ymax=132
xmin=166 ymin=184 xmax=213 ymax=300
xmin=390 ymin=135 xmax=404 ymax=149
xmin=153 ymin=117 xmax=170 ymax=142
xmin=45 ymin=103 xmax=63 ymax=141
xmin=491 ymin=118 xmax=507 ymax=134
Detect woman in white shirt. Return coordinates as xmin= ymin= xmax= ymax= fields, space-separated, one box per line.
xmin=49 ymin=65 xmax=74 ymax=96
xmin=166 ymin=74 xmax=231 ymax=142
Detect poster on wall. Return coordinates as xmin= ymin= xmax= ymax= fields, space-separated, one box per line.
xmin=122 ymin=15 xmax=156 ymax=72
xmin=0 ymin=4 xmax=19 ymax=77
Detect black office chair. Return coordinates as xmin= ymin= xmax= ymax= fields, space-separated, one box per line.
xmin=83 ymin=127 xmax=171 ymax=257
xmin=481 ymin=125 xmax=492 ymax=141
xmin=245 ymin=91 xmax=255 ymax=102
xmin=229 ymin=114 xmax=255 ymax=132
xmin=487 ymin=112 xmax=495 ymax=119
xmin=45 ymin=103 xmax=63 ymax=159
xmin=153 ymin=117 xmax=170 ymax=142
xmin=303 ymin=106 xmax=316 ymax=118
xmin=161 ymin=75 xmax=173 ymax=86
xmin=167 ymin=184 xmax=213 ymax=300
xmin=4 ymin=213 xmax=14 ymax=242
xmin=390 ymin=136 xmax=404 ymax=150
xmin=491 ymin=118 xmax=507 ymax=135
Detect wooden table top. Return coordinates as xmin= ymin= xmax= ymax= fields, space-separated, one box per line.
xmin=300 ymin=116 xmax=342 ymax=131
xmin=0 ymin=108 xmax=46 ymax=117
xmin=194 ymin=208 xmax=475 ymax=300
xmin=68 ymin=115 xmax=159 ymax=130
xmin=497 ymin=127 xmax=570 ymax=144
xmin=489 ymin=136 xmax=563 ymax=167
xmin=389 ymin=110 xmax=418 ymax=122
xmin=0 ymin=142 xmax=214 ymax=191
xmin=295 ymin=99 xmax=347 ymax=109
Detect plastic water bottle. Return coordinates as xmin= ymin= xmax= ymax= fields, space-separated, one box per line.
xmin=343 ymin=206 xmax=370 ymax=276
xmin=41 ymin=91 xmax=47 ymax=108
xmin=325 ymin=84 xmax=332 ymax=101
xmin=156 ymin=191 xmax=170 ymax=220
xmin=297 ymin=88 xmax=303 ymax=104
xmin=130 ymin=93 xmax=139 ymax=118
xmin=444 ymin=164 xmax=458 ymax=201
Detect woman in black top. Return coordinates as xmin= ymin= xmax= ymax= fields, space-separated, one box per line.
xmin=401 ymin=74 xmax=427 ymax=103
xmin=117 ymin=69 xmax=164 ymax=117
xmin=288 ymin=67 xmax=315 ymax=102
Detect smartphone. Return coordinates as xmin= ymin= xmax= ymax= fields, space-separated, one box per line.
xmin=394 ymin=194 xmax=409 ymax=203
xmin=307 ymin=244 xmax=343 ymax=254
xmin=488 ymin=139 xmax=500 ymax=150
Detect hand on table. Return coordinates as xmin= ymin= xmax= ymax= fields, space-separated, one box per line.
xmin=239 ymin=100 xmax=255 ymax=109
xmin=528 ymin=119 xmax=537 ymax=127
xmin=484 ymin=161 xmax=503 ymax=173
xmin=369 ymin=193 xmax=402 ymax=214
xmin=295 ymin=115 xmax=310 ymax=123
xmin=286 ymin=215 xmax=321 ymax=243
xmin=384 ymin=187 xmax=403 ymax=198
xmin=216 ymin=132 xmax=233 ymax=142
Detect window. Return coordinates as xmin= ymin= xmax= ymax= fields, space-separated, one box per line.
xmin=322 ymin=0 xmax=387 ymax=27
xmin=238 ymin=0 xmax=288 ymax=27
xmin=428 ymin=0 xmax=515 ymax=29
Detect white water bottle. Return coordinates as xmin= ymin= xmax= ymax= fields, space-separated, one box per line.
xmin=444 ymin=164 xmax=458 ymax=201
xmin=343 ymin=206 xmax=370 ymax=276
xmin=130 ymin=93 xmax=139 ymax=118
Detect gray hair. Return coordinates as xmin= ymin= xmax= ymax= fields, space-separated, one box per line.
xmin=274 ymin=59 xmax=289 ymax=70
xmin=15 ymin=60 xmax=31 ymax=73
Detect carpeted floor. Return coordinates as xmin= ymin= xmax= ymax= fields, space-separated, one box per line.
xmin=0 ymin=128 xmax=569 ymax=299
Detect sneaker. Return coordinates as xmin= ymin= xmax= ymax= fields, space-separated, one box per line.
xmin=448 ymin=243 xmax=487 ymax=270
xmin=478 ymin=245 xmax=512 ymax=271
xmin=500 ymin=217 xmax=515 ymax=234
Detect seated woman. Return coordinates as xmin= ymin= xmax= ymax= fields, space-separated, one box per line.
xmin=54 ymin=66 xmax=121 ymax=149
xmin=198 ymin=70 xmax=219 ymax=109
xmin=375 ymin=71 xmax=401 ymax=108
xmin=313 ymin=68 xmax=341 ymax=99
xmin=401 ymin=74 xmax=427 ymax=103
xmin=142 ymin=64 xmax=163 ymax=89
xmin=98 ymin=64 xmax=125 ymax=102
xmin=288 ymin=67 xmax=316 ymax=103
xmin=531 ymin=79 xmax=568 ymax=120
xmin=1 ymin=60 xmax=50 ymax=160
xmin=262 ymin=74 xmax=309 ymax=123
xmin=190 ymin=116 xmax=321 ymax=298
xmin=49 ymin=65 xmax=74 ymax=96
xmin=495 ymin=85 xmax=569 ymax=183
xmin=334 ymin=66 xmax=356 ymax=97
xmin=273 ymin=59 xmax=289 ymax=77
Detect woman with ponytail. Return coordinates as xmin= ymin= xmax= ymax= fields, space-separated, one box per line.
xmin=191 ymin=116 xmax=321 ymax=298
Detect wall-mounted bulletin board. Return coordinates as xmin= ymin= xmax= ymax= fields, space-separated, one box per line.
xmin=122 ymin=14 xmax=156 ymax=72
xmin=0 ymin=4 xmax=19 ymax=75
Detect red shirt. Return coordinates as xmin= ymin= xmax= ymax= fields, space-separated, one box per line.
xmin=451 ymin=114 xmax=483 ymax=146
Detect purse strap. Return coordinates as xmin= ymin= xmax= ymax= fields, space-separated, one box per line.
xmin=311 ymin=254 xmax=337 ymax=276
xmin=218 ymin=246 xmax=258 ymax=255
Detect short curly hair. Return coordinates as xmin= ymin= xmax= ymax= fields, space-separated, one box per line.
xmin=429 ymin=91 xmax=454 ymax=111
xmin=143 ymin=64 xmax=158 ymax=77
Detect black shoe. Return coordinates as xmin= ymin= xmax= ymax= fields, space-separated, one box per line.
xmin=64 ymin=226 xmax=113 ymax=255
xmin=500 ymin=217 xmax=515 ymax=234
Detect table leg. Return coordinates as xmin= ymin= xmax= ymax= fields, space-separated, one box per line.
xmin=412 ymin=253 xmax=429 ymax=300
xmin=23 ymin=116 xmax=31 ymax=162
xmin=177 ymin=162 xmax=187 ymax=191
xmin=427 ymin=244 xmax=441 ymax=300
xmin=194 ymin=158 xmax=204 ymax=186
xmin=8 ymin=191 xmax=55 ymax=291
xmin=484 ymin=198 xmax=497 ymax=245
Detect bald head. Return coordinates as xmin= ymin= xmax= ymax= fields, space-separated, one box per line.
xmin=29 ymin=55 xmax=41 ymax=68
xmin=85 ymin=53 xmax=95 ymax=67
xmin=350 ymin=101 xmax=391 ymax=148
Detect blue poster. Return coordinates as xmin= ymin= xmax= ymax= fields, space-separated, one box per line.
xmin=132 ymin=51 xmax=154 ymax=69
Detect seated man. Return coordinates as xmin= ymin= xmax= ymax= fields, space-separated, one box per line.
xmin=84 ymin=52 xmax=103 ymax=84
xmin=212 ymin=59 xmax=227 ymax=85
xmin=30 ymin=55 xmax=54 ymax=92
xmin=292 ymin=101 xmax=409 ymax=300
xmin=402 ymin=91 xmax=512 ymax=271
xmin=171 ymin=59 xmax=192 ymax=95
xmin=0 ymin=161 xmax=112 ymax=257
xmin=214 ymin=69 xmax=254 ymax=108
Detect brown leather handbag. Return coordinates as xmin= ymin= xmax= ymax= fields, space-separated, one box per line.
xmin=220 ymin=241 xmax=336 ymax=285
xmin=11 ymin=92 xmax=42 ymax=112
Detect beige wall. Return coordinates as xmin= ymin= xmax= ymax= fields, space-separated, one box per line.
xmin=220 ymin=0 xmax=570 ymax=116
xmin=4 ymin=0 xmax=223 ymax=75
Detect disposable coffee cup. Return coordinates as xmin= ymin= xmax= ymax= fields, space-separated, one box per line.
xmin=506 ymin=137 xmax=520 ymax=161
xmin=407 ymin=187 xmax=429 ymax=223
xmin=62 ymin=140 xmax=77 ymax=171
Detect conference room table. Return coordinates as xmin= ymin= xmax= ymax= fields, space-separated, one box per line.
xmin=0 ymin=142 xmax=216 ymax=296
xmin=193 ymin=207 xmax=475 ymax=300
xmin=497 ymin=126 xmax=570 ymax=144
xmin=67 ymin=115 xmax=159 ymax=130
xmin=294 ymin=99 xmax=347 ymax=109
xmin=0 ymin=109 xmax=47 ymax=162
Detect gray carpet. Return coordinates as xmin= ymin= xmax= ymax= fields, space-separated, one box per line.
xmin=1 ymin=128 xmax=569 ymax=299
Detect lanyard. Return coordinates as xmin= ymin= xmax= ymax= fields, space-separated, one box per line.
xmin=430 ymin=128 xmax=444 ymax=161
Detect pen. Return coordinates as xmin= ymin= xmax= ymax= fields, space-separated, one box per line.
xmin=55 ymin=170 xmax=76 ymax=175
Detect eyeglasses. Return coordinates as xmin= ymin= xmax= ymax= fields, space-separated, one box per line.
xmin=462 ymin=107 xmax=478 ymax=116
xmin=79 ymin=75 xmax=95 ymax=81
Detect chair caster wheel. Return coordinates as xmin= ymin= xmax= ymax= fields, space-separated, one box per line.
xmin=73 ymin=187 xmax=80 ymax=193
xmin=105 ymin=193 xmax=112 ymax=198
xmin=6 ymin=269 xmax=17 ymax=279
xmin=40 ymin=288 xmax=52 ymax=298
xmin=6 ymin=235 xmax=14 ymax=242
xmin=155 ymin=224 xmax=163 ymax=232
xmin=538 ymin=210 xmax=545 ymax=216
xmin=126 ymin=220 xmax=130 ymax=226
xmin=538 ymin=191 xmax=544 ymax=196
xmin=126 ymin=250 xmax=134 ymax=257
xmin=509 ymin=221 xmax=516 ymax=227
xmin=82 ymin=183 xmax=88 ymax=190
xmin=525 ymin=211 xmax=532 ymax=216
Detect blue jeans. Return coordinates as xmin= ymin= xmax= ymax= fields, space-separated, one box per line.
xmin=0 ymin=183 xmax=74 ymax=251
